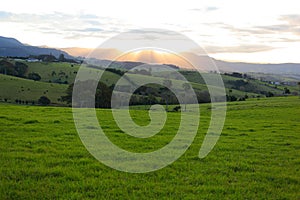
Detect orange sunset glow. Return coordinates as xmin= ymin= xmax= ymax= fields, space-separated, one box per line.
xmin=116 ymin=50 xmax=193 ymax=68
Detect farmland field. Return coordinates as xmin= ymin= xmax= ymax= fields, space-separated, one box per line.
xmin=0 ymin=97 xmax=299 ymax=199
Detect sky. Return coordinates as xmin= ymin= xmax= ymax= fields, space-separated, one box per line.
xmin=0 ymin=0 xmax=300 ymax=63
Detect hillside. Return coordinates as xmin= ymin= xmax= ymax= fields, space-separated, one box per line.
xmin=0 ymin=58 xmax=299 ymax=106
xmin=0 ymin=36 xmax=73 ymax=59
xmin=0 ymin=74 xmax=67 ymax=105
xmin=1 ymin=35 xmax=300 ymax=75
xmin=179 ymin=52 xmax=300 ymax=74
xmin=61 ymin=46 xmax=300 ymax=74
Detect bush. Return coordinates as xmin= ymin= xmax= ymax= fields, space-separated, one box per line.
xmin=38 ymin=96 xmax=51 ymax=106
xmin=28 ymin=72 xmax=41 ymax=81
xmin=227 ymin=95 xmax=237 ymax=102
xmin=173 ymin=106 xmax=181 ymax=112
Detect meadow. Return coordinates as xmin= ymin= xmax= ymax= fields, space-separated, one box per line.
xmin=0 ymin=97 xmax=299 ymax=199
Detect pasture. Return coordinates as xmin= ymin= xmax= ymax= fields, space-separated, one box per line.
xmin=0 ymin=97 xmax=299 ymax=199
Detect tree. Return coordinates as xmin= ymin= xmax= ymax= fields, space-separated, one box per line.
xmin=28 ymin=72 xmax=41 ymax=81
xmin=14 ymin=62 xmax=28 ymax=77
xmin=0 ymin=60 xmax=16 ymax=75
xmin=58 ymin=54 xmax=66 ymax=62
xmin=38 ymin=54 xmax=57 ymax=62
xmin=284 ymin=87 xmax=290 ymax=95
xmin=62 ymin=81 xmax=113 ymax=108
xmin=163 ymin=79 xmax=172 ymax=111
xmin=173 ymin=106 xmax=181 ymax=112
xmin=38 ymin=96 xmax=51 ymax=106
xmin=182 ymin=83 xmax=191 ymax=111
xmin=266 ymin=91 xmax=274 ymax=97
xmin=226 ymin=95 xmax=237 ymax=102
xmin=95 ymin=82 xmax=113 ymax=108
xmin=298 ymin=82 xmax=300 ymax=98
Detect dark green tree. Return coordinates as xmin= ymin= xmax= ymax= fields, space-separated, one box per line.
xmin=163 ymin=79 xmax=172 ymax=111
xmin=58 ymin=54 xmax=66 ymax=62
xmin=298 ymin=82 xmax=300 ymax=98
xmin=38 ymin=96 xmax=51 ymax=106
xmin=28 ymin=72 xmax=41 ymax=81
xmin=284 ymin=87 xmax=290 ymax=95
xmin=0 ymin=60 xmax=16 ymax=75
xmin=14 ymin=62 xmax=28 ymax=77
xmin=62 ymin=81 xmax=112 ymax=108
xmin=182 ymin=82 xmax=191 ymax=111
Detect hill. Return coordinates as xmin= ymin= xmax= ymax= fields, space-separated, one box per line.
xmin=61 ymin=46 xmax=300 ymax=74
xmin=180 ymin=52 xmax=300 ymax=74
xmin=0 ymin=57 xmax=299 ymax=106
xmin=0 ymin=36 xmax=73 ymax=59
xmin=1 ymin=35 xmax=300 ymax=75
xmin=0 ymin=74 xmax=67 ymax=105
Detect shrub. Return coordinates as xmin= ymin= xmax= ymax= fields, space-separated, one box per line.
xmin=173 ymin=106 xmax=181 ymax=112
xmin=28 ymin=72 xmax=41 ymax=81
xmin=38 ymin=96 xmax=51 ymax=106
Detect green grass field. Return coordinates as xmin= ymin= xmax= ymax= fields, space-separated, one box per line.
xmin=0 ymin=97 xmax=299 ymax=199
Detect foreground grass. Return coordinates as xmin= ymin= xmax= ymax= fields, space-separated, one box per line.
xmin=0 ymin=97 xmax=299 ymax=199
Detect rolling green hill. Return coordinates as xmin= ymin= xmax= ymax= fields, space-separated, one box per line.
xmin=1 ymin=58 xmax=299 ymax=106
xmin=0 ymin=74 xmax=67 ymax=105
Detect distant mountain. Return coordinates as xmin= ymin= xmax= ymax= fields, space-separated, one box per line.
xmin=0 ymin=36 xmax=73 ymax=59
xmin=1 ymin=36 xmax=300 ymax=74
xmin=215 ymin=59 xmax=300 ymax=74
xmin=62 ymin=47 xmax=300 ymax=74
xmin=180 ymin=52 xmax=300 ymax=74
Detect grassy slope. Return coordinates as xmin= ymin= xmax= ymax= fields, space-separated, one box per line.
xmin=179 ymin=71 xmax=292 ymax=96
xmin=0 ymin=61 xmax=122 ymax=105
xmin=0 ymin=74 xmax=67 ymax=104
xmin=20 ymin=60 xmax=268 ymax=97
xmin=1 ymin=60 xmax=298 ymax=105
xmin=25 ymin=62 xmax=80 ymax=83
xmin=23 ymin=61 xmax=123 ymax=86
xmin=0 ymin=97 xmax=299 ymax=199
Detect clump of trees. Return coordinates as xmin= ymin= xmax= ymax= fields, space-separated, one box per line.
xmin=0 ymin=60 xmax=28 ymax=77
xmin=62 ymin=80 xmax=113 ymax=108
xmin=225 ymin=72 xmax=248 ymax=79
xmin=28 ymin=72 xmax=41 ymax=81
xmin=37 ymin=54 xmax=57 ymax=62
xmin=15 ymin=99 xmax=35 ymax=105
xmin=105 ymin=68 xmax=125 ymax=76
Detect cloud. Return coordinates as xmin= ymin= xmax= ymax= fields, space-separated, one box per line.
xmin=259 ymin=14 xmax=300 ymax=36
xmin=206 ymin=6 xmax=218 ymax=11
xmin=78 ymin=28 xmax=104 ymax=32
xmin=189 ymin=6 xmax=218 ymax=12
xmin=228 ymin=14 xmax=300 ymax=36
xmin=0 ymin=10 xmax=126 ymax=40
xmin=280 ymin=15 xmax=300 ymax=26
xmin=78 ymin=14 xmax=99 ymax=19
xmin=61 ymin=47 xmax=122 ymax=59
xmin=0 ymin=11 xmax=11 ymax=19
xmin=202 ymin=44 xmax=276 ymax=54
